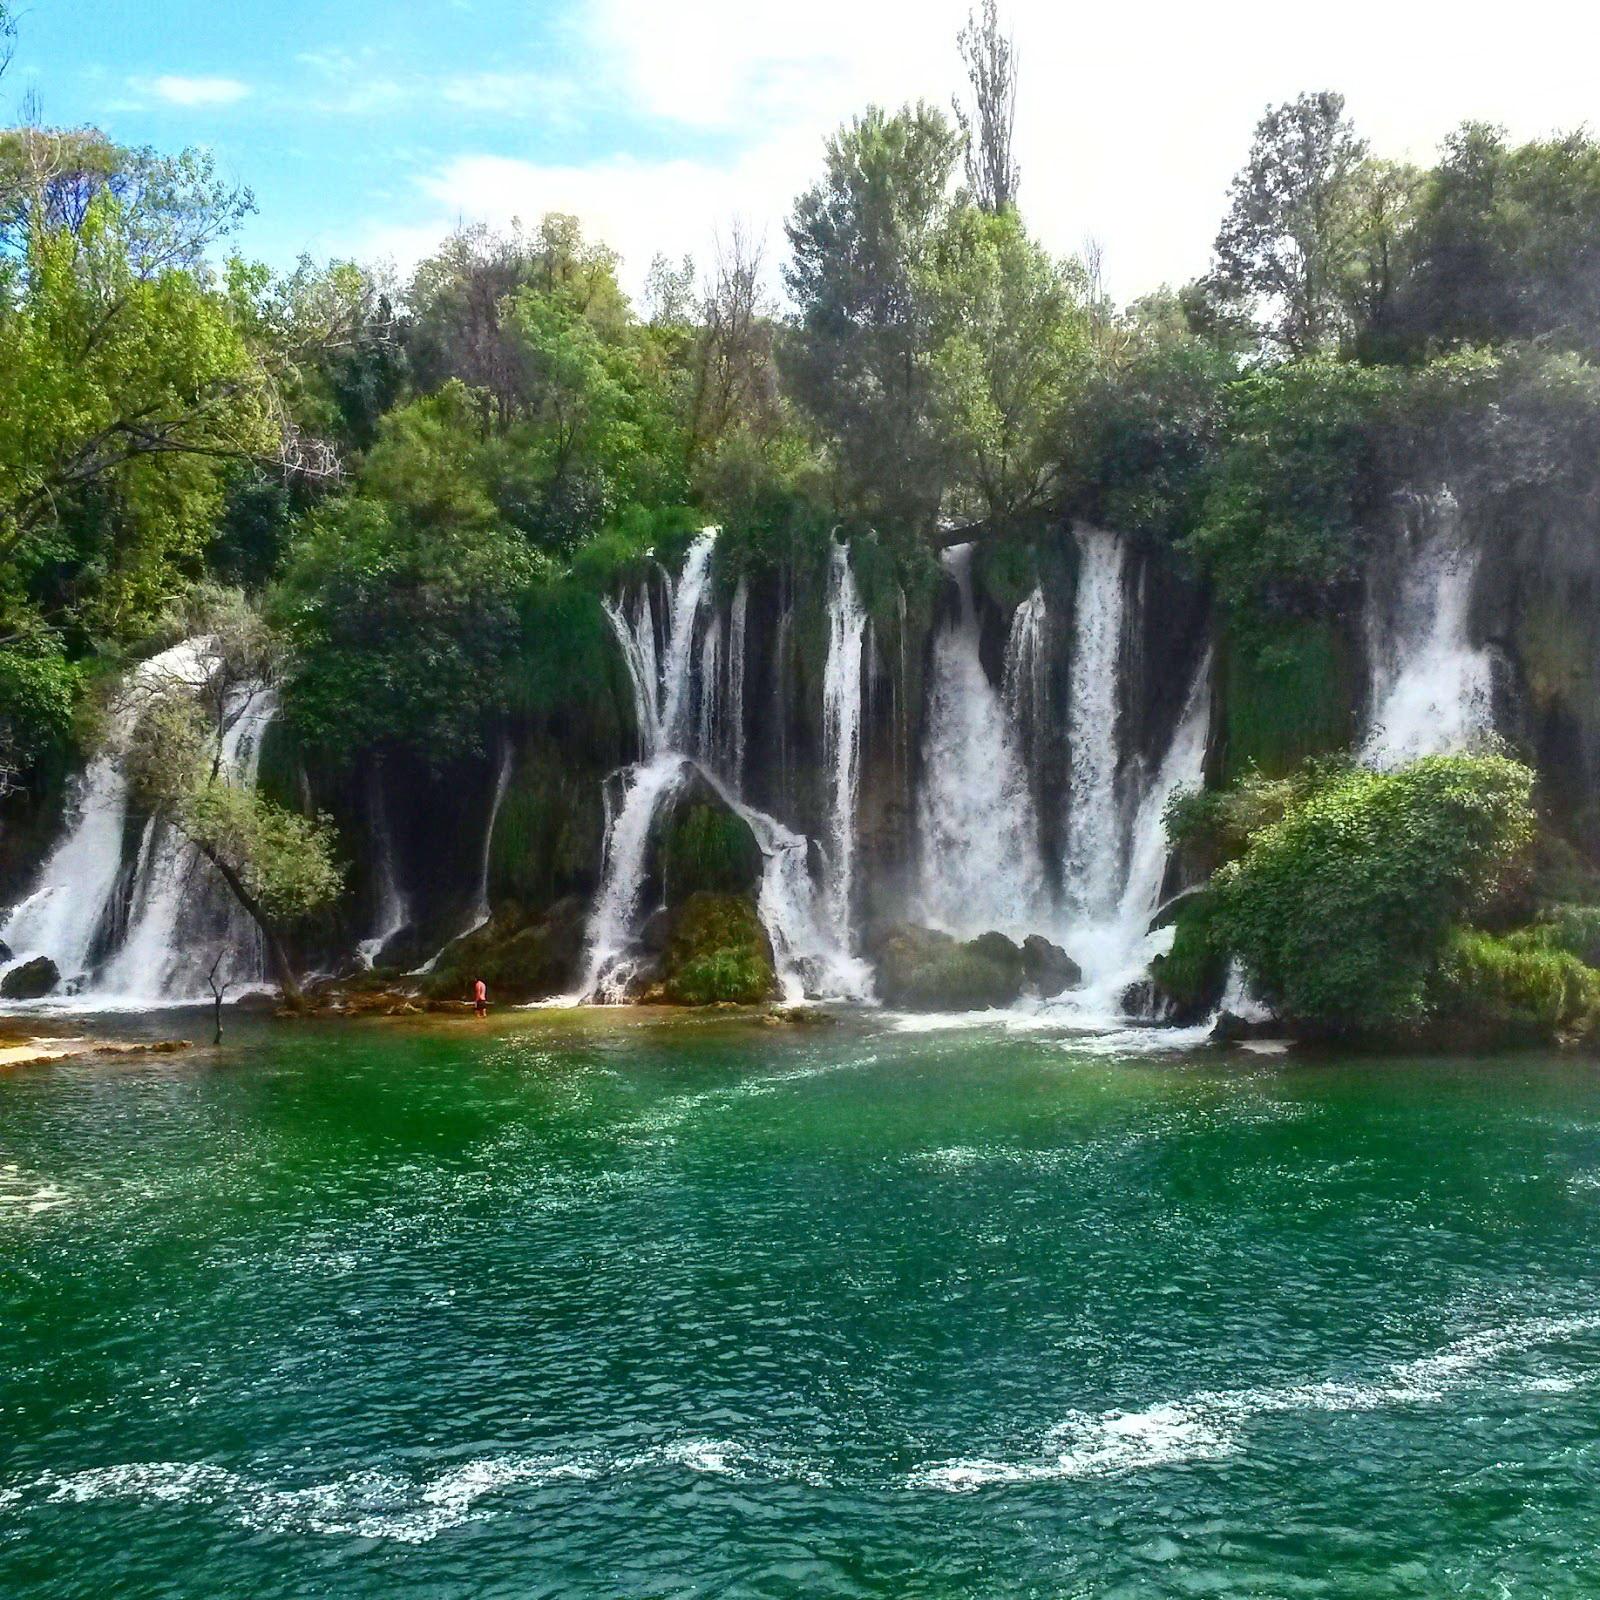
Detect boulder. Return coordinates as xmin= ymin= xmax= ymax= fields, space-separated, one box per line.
xmin=1 ymin=956 xmax=59 ymax=1000
xmin=419 ymin=896 xmax=589 ymax=1004
xmin=870 ymin=923 xmax=1024 ymax=1011
xmin=0 ymin=939 xmax=10 ymax=964
xmin=1211 ymin=1010 xmax=1284 ymax=1044
xmin=1022 ymin=934 xmax=1081 ymax=997
xmin=657 ymin=892 xmax=777 ymax=1005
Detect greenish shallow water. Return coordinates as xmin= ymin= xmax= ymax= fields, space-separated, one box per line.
xmin=2 ymin=1012 xmax=1599 ymax=1599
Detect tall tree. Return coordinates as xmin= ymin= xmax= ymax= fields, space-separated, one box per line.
xmin=783 ymin=102 xmax=962 ymax=534
xmin=1211 ymin=92 xmax=1368 ymax=355
xmin=952 ymin=0 xmax=1020 ymax=214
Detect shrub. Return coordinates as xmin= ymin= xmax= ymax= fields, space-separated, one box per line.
xmin=1214 ymin=753 xmax=1536 ymax=1029
xmin=1434 ymin=926 xmax=1600 ymax=1042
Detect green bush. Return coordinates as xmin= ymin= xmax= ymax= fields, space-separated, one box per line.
xmin=1148 ymin=891 xmax=1231 ymax=1018
xmin=1215 ymin=753 xmax=1536 ymax=1029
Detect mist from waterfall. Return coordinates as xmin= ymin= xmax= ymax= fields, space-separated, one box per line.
xmin=1363 ymin=488 xmax=1495 ymax=767
xmin=917 ymin=543 xmax=1049 ymax=937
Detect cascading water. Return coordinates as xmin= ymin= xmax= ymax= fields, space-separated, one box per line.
xmin=1061 ymin=526 xmax=1128 ymax=918
xmin=356 ymin=769 xmax=410 ymax=969
xmin=582 ymin=529 xmax=868 ymax=1003
xmin=724 ymin=577 xmax=748 ymax=786
xmin=1363 ymin=488 xmax=1495 ymax=767
xmin=1003 ymin=587 xmax=1050 ymax=772
xmin=820 ymin=540 xmax=867 ymax=948
xmin=98 ymin=680 xmax=278 ymax=1004
xmin=0 ymin=639 xmax=278 ymax=1006
xmin=917 ymin=543 xmax=1049 ymax=937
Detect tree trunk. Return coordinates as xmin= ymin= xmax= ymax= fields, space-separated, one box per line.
xmin=195 ymin=843 xmax=306 ymax=1009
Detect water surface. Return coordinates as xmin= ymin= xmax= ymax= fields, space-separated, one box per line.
xmin=3 ymin=1011 xmax=1598 ymax=1597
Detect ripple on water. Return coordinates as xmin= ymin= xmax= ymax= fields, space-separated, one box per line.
xmin=910 ymin=1313 xmax=1600 ymax=1491
xmin=0 ymin=1162 xmax=72 ymax=1217
xmin=8 ymin=1438 xmax=824 ymax=1545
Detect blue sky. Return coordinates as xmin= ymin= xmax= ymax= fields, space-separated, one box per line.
xmin=13 ymin=0 xmax=1600 ymax=305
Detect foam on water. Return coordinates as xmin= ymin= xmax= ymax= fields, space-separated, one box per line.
xmin=912 ymin=1313 xmax=1600 ymax=1491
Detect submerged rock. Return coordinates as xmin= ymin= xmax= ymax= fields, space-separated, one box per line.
xmin=1022 ymin=934 xmax=1081 ymax=997
xmin=1 ymin=956 xmax=59 ymax=1000
xmin=655 ymin=892 xmax=777 ymax=1005
xmin=870 ymin=924 xmax=1024 ymax=1011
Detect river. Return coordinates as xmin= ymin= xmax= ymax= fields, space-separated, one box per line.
xmin=2 ymin=1011 xmax=1598 ymax=1596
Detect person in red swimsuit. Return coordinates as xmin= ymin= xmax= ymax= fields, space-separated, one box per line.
xmin=473 ymin=977 xmax=487 ymax=1018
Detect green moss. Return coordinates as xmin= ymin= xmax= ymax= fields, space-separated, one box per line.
xmin=254 ymin=718 xmax=306 ymax=813
xmin=661 ymin=892 xmax=775 ymax=1005
xmin=1149 ymin=891 xmax=1230 ymax=1016
xmin=418 ymin=898 xmax=586 ymax=1002
xmin=1434 ymin=926 xmax=1600 ymax=1043
xmin=662 ymin=804 xmax=761 ymax=900
xmin=488 ymin=745 xmax=606 ymax=907
xmin=1222 ymin=618 xmax=1356 ymax=781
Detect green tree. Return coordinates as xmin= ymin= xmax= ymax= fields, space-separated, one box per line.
xmin=1211 ymin=92 xmax=1369 ymax=355
xmin=783 ymin=102 xmax=962 ymax=535
xmin=921 ymin=205 xmax=1088 ymax=530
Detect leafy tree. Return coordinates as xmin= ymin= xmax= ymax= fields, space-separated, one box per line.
xmin=921 ymin=204 xmax=1087 ymax=529
xmin=1211 ymin=92 xmax=1369 ymax=355
xmin=1213 ymin=753 xmax=1536 ymax=1029
xmin=0 ymin=161 xmax=277 ymax=660
xmin=1396 ymin=124 xmax=1600 ymax=356
xmin=952 ymin=0 xmax=1019 ymax=214
xmin=783 ymin=102 xmax=962 ymax=535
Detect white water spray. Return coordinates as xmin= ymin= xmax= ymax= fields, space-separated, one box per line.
xmin=1363 ymin=489 xmax=1495 ymax=767
xmin=356 ymin=769 xmax=410 ymax=969
xmin=1062 ymin=526 xmax=1128 ymax=918
xmin=821 ymin=540 xmax=868 ymax=948
xmin=917 ymin=544 xmax=1049 ymax=937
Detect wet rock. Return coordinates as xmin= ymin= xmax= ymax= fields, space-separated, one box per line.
xmin=638 ymin=906 xmax=672 ymax=955
xmin=1211 ymin=1010 xmax=1285 ymax=1044
xmin=0 ymin=939 xmax=10 ymax=964
xmin=1022 ymin=934 xmax=1081 ymax=997
xmin=871 ymin=923 xmax=1024 ymax=1011
xmin=419 ymin=896 xmax=588 ymax=1004
xmin=1 ymin=956 xmax=59 ymax=1000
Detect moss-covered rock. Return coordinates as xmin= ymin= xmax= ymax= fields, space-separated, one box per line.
xmin=658 ymin=892 xmax=776 ymax=1005
xmin=1429 ymin=925 xmax=1600 ymax=1048
xmin=661 ymin=798 xmax=763 ymax=901
xmin=418 ymin=897 xmax=588 ymax=1004
xmin=870 ymin=924 xmax=1024 ymax=1010
xmin=1146 ymin=890 xmax=1231 ymax=1024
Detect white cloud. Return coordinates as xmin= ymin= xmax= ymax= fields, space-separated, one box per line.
xmin=139 ymin=74 xmax=252 ymax=108
xmin=334 ymin=0 xmax=1600 ymax=306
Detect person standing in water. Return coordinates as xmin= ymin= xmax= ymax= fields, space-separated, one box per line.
xmin=473 ymin=977 xmax=488 ymax=1018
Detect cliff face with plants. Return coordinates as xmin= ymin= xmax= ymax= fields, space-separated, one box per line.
xmin=6 ymin=45 xmax=1600 ymax=1044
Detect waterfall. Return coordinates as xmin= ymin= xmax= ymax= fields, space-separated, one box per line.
xmin=1058 ymin=650 xmax=1214 ymax=1014
xmin=583 ymin=529 xmax=868 ymax=1003
xmin=725 ymin=577 xmax=748 ymax=786
xmin=1363 ymin=488 xmax=1495 ymax=767
xmin=578 ymin=753 xmax=690 ymax=1002
xmin=1062 ymin=526 xmax=1128 ymax=918
xmin=917 ymin=543 xmax=1048 ymax=937
xmin=98 ymin=679 xmax=277 ymax=1003
xmin=1003 ymin=586 xmax=1049 ymax=773
xmin=821 ymin=539 xmax=867 ymax=947
xmin=0 ymin=639 xmax=280 ymax=1006
xmin=411 ymin=738 xmax=513 ymax=974
xmin=356 ymin=769 xmax=410 ymax=969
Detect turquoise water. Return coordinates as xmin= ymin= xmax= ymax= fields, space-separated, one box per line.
xmin=2 ymin=1011 xmax=1599 ymax=1597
